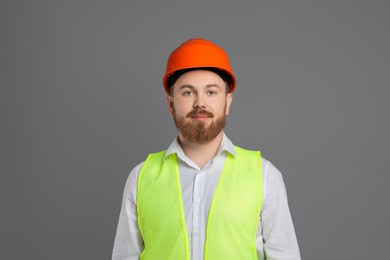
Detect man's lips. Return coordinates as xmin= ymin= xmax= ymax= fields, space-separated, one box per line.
xmin=191 ymin=114 xmax=210 ymax=119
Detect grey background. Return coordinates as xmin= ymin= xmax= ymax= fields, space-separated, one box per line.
xmin=1 ymin=1 xmax=389 ymax=259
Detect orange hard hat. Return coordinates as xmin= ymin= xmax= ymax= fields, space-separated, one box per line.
xmin=162 ymin=38 xmax=236 ymax=94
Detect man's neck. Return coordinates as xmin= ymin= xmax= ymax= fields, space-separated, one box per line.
xmin=178 ymin=132 xmax=224 ymax=169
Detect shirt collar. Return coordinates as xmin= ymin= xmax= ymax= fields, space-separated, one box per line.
xmin=163 ymin=131 xmax=236 ymax=161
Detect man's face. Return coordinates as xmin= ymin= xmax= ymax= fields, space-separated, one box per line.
xmin=167 ymin=70 xmax=233 ymax=144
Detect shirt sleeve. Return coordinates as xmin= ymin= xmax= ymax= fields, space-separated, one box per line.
xmin=257 ymin=159 xmax=301 ymax=260
xmin=112 ymin=162 xmax=144 ymax=260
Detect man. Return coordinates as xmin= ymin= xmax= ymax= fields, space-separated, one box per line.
xmin=112 ymin=38 xmax=301 ymax=260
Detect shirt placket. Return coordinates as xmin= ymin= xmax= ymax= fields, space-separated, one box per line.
xmin=191 ymin=168 xmax=203 ymax=260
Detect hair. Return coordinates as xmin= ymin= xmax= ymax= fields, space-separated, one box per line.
xmin=167 ymin=67 xmax=232 ymax=96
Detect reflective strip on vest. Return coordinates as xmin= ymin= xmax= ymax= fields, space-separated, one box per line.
xmin=137 ymin=146 xmax=262 ymax=260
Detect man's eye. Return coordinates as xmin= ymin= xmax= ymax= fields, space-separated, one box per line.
xmin=208 ymin=90 xmax=217 ymax=95
xmin=183 ymin=91 xmax=193 ymax=96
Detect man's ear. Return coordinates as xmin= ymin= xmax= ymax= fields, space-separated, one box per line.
xmin=166 ymin=95 xmax=174 ymax=117
xmin=225 ymin=93 xmax=233 ymax=115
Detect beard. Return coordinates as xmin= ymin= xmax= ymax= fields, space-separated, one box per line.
xmin=172 ymin=105 xmax=226 ymax=144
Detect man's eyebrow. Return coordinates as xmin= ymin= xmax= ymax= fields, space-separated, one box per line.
xmin=178 ymin=85 xmax=195 ymax=90
xmin=205 ymin=84 xmax=222 ymax=90
xmin=178 ymin=84 xmax=222 ymax=91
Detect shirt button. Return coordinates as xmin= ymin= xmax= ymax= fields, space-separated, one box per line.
xmin=193 ymin=232 xmax=200 ymax=237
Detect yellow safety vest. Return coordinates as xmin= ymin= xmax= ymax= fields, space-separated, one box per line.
xmin=137 ymin=146 xmax=262 ymax=260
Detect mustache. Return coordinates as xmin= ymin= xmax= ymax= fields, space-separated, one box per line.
xmin=186 ymin=109 xmax=214 ymax=118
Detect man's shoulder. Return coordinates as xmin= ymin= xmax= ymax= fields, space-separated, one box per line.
xmin=233 ymin=146 xmax=282 ymax=179
xmin=126 ymin=161 xmax=145 ymax=184
xmin=233 ymin=145 xmax=264 ymax=160
xmin=127 ymin=149 xmax=169 ymax=178
xmin=147 ymin=149 xmax=168 ymax=157
xmin=234 ymin=145 xmax=259 ymax=153
xmin=131 ymin=148 xmax=168 ymax=167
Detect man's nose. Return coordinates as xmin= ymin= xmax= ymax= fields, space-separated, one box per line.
xmin=194 ymin=94 xmax=206 ymax=109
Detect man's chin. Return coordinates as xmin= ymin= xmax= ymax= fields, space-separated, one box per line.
xmin=180 ymin=128 xmax=223 ymax=144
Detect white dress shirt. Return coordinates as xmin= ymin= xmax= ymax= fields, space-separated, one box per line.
xmin=112 ymin=133 xmax=301 ymax=260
